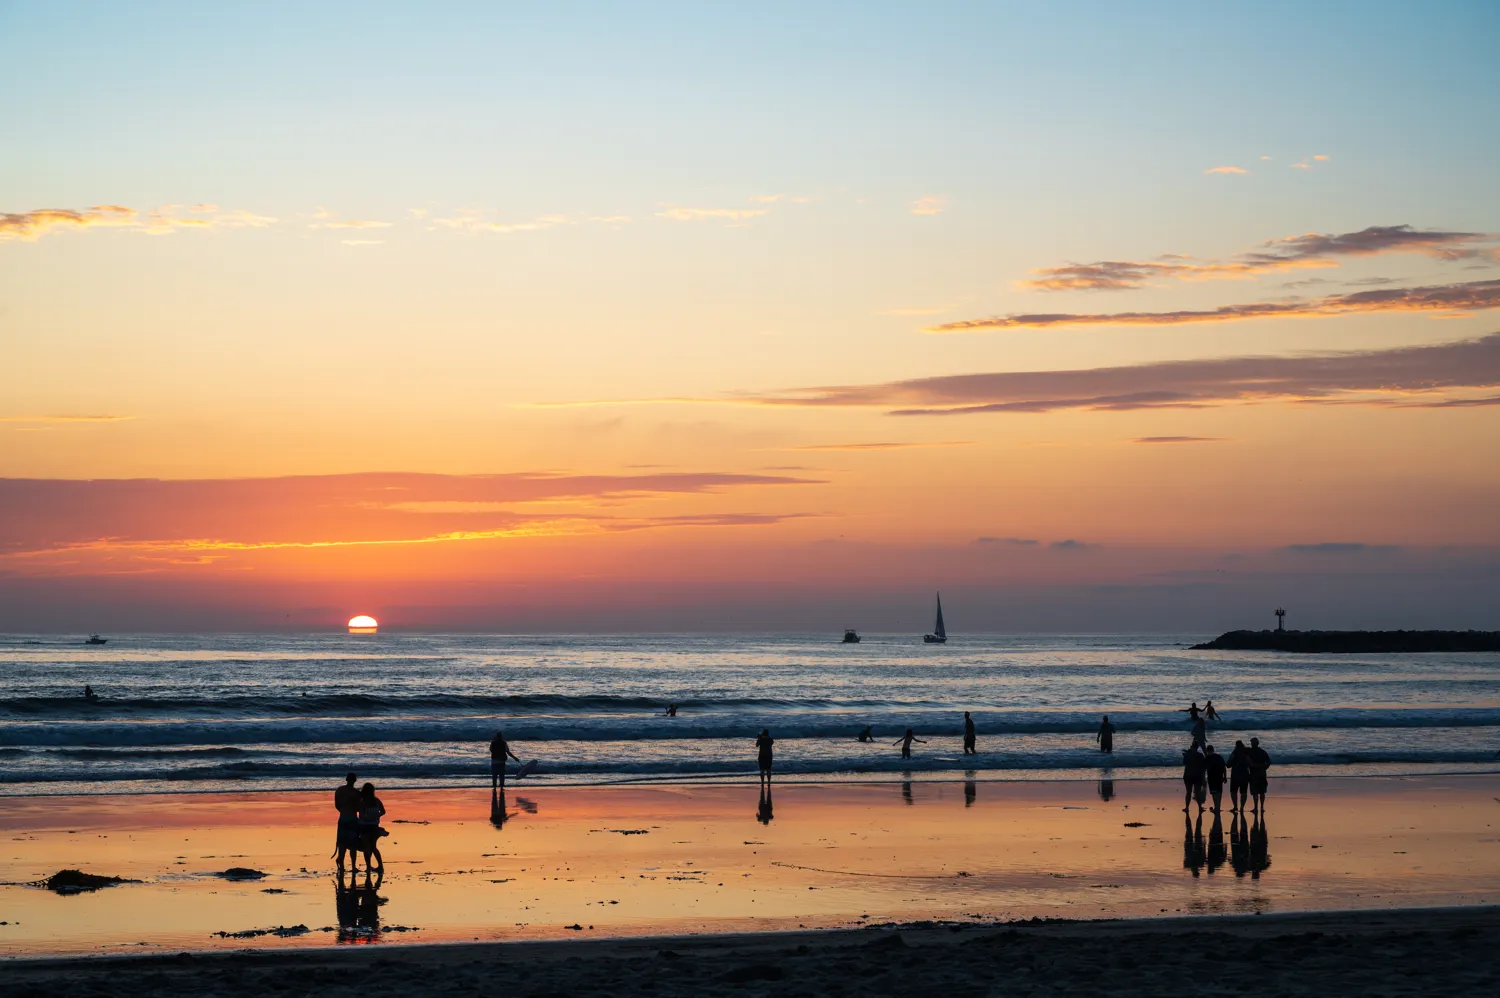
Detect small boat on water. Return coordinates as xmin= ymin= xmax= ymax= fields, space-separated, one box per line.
xmin=842 ymin=629 xmax=861 ymax=644
xmin=85 ymin=634 xmax=108 ymax=645
xmin=923 ymin=593 xmax=947 ymax=644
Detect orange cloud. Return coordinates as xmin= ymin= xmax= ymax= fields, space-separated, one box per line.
xmin=908 ymin=195 xmax=946 ymax=215
xmin=655 ymin=205 xmax=768 ymax=222
xmin=1204 ymin=166 xmax=1247 ymax=175
xmin=0 ymin=205 xmax=275 ymax=241
xmin=932 ymin=278 xmax=1500 ymax=331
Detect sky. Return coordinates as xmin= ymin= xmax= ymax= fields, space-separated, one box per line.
xmin=3 ymin=1 xmax=1499 ymax=632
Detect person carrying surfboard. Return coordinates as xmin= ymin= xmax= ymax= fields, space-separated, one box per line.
xmin=490 ymin=730 xmax=521 ymax=790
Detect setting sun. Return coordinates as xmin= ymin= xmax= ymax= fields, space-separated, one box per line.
xmin=347 ymin=614 xmax=378 ymax=634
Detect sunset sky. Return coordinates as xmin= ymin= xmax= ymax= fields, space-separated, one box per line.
xmin=3 ymin=2 xmax=1499 ymax=631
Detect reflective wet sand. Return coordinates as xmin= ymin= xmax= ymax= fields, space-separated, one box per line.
xmin=2 ymin=775 xmax=1498 ymax=956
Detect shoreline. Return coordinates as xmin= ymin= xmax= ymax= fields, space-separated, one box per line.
xmin=7 ymin=906 xmax=1500 ymax=995
xmin=6 ymin=765 xmax=1500 ymax=799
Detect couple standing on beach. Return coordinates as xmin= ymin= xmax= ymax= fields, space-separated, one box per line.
xmin=333 ymin=771 xmax=388 ymax=872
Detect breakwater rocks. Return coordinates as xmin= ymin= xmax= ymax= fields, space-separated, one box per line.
xmin=1192 ymin=630 xmax=1500 ymax=653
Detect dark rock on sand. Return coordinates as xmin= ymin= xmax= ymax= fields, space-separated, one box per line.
xmin=32 ymin=869 xmax=142 ymax=894
xmin=1192 ymin=629 xmax=1500 ymax=653
xmin=214 ymin=867 xmax=269 ymax=880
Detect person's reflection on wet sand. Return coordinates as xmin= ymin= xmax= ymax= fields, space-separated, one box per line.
xmin=756 ymin=784 xmax=774 ymax=825
xmin=1183 ymin=811 xmax=1206 ymax=877
xmin=1229 ymin=811 xmax=1250 ymax=878
xmin=964 ymin=779 xmax=976 ymax=808
xmin=490 ymin=787 xmax=510 ymax=829
xmin=335 ymin=867 xmax=386 ymax=942
xmin=1097 ymin=772 xmax=1115 ymax=803
xmin=901 ymin=779 xmax=914 ymax=806
xmin=1207 ymin=809 xmax=1226 ymax=875
xmin=1250 ymin=812 xmax=1271 ymax=879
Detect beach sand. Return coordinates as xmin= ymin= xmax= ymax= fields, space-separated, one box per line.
xmin=2 ymin=774 xmax=1498 ymax=960
xmin=5 ymin=905 xmax=1499 ymax=996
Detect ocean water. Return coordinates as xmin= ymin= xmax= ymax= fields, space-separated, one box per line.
xmin=2 ymin=633 xmax=1498 ymax=796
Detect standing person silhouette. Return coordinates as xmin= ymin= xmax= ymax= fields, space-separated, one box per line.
xmin=1182 ymin=745 xmax=1206 ymax=812
xmin=1203 ymin=744 xmax=1226 ymax=812
xmin=356 ymin=782 xmax=387 ymax=874
xmin=490 ymin=730 xmax=520 ymax=791
xmin=1204 ymin=700 xmax=1222 ymax=722
xmin=1096 ymin=715 xmax=1116 ymax=753
xmin=893 ymin=728 xmax=926 ymax=759
xmin=856 ymin=725 xmax=874 ymax=742
xmin=1189 ymin=714 xmax=1208 ymax=750
xmin=962 ymin=712 xmax=977 ymax=755
xmin=1247 ymin=736 xmax=1271 ymax=813
xmin=755 ymin=728 xmax=775 ymax=783
xmin=332 ymin=772 xmax=361 ymax=871
xmin=1181 ymin=702 xmax=1203 ymax=721
xmin=1227 ymin=739 xmax=1251 ymax=813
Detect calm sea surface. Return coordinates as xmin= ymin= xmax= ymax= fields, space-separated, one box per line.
xmin=2 ymin=633 xmax=1498 ymax=796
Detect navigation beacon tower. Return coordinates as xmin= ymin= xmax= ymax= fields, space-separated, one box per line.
xmin=1275 ymin=607 xmax=1286 ymax=633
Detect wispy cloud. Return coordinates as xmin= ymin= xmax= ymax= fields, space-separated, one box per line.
xmin=908 ymin=195 xmax=947 ymax=215
xmin=1021 ymin=225 xmax=1493 ymax=292
xmin=742 ymin=333 xmax=1500 ymax=415
xmin=1 ymin=205 xmax=275 ymax=241
xmin=1050 ymin=539 xmax=1100 ymax=551
xmin=655 ymin=205 xmax=768 ymax=223
xmin=781 ymin=441 xmax=972 ymax=452
xmin=430 ymin=212 xmax=574 ymax=234
xmin=932 ymin=278 xmax=1500 ymax=332
xmin=1285 ymin=542 xmax=1398 ymax=555
xmin=0 ymin=414 xmax=135 ymax=423
xmin=0 ymin=471 xmax=819 ymax=562
xmin=1204 ymin=166 xmax=1248 ymax=175
xmin=1132 ymin=436 xmax=1224 ymax=444
xmin=976 ymin=536 xmax=1038 ymax=546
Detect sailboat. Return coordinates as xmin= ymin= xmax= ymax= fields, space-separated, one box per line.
xmin=923 ymin=593 xmax=947 ymax=644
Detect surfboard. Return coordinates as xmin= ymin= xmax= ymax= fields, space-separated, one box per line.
xmin=514 ymin=759 xmax=540 ymax=779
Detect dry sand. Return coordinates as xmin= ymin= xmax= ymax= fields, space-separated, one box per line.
xmin=4 ymin=906 xmax=1498 ymax=996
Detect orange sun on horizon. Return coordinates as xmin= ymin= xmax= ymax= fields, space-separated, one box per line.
xmin=347 ymin=614 xmax=378 ymax=634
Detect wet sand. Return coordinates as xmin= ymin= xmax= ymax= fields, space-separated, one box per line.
xmin=1 ymin=776 xmax=1498 ymax=959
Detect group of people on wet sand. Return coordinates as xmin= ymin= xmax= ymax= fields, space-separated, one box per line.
xmin=1170 ymin=701 xmax=1273 ymax=814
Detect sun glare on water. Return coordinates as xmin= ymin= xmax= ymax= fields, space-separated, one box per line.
xmin=347 ymin=614 xmax=378 ymax=634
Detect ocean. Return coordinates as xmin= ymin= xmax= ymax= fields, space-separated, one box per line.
xmin=2 ymin=633 xmax=1498 ymax=796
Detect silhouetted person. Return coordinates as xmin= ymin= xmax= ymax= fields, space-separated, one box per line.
xmin=1204 ymin=700 xmax=1221 ymax=722
xmin=356 ymin=782 xmax=386 ymax=873
xmin=664 ymin=703 xmax=678 ymax=717
xmin=83 ymin=684 xmax=98 ymax=702
xmin=1096 ymin=715 xmax=1115 ymax=753
xmin=1203 ymin=744 xmax=1226 ymax=812
xmin=1183 ymin=811 xmax=1205 ymax=877
xmin=1247 ymin=736 xmax=1271 ymax=813
xmin=333 ymin=772 xmax=361 ymax=871
xmin=756 ymin=784 xmax=774 ymax=825
xmin=755 ymin=728 xmax=775 ymax=783
xmin=1182 ymin=746 xmax=1206 ymax=812
xmin=1181 ymin=702 xmax=1202 ymax=722
xmin=1189 ymin=714 xmax=1207 ymax=750
xmin=1227 ymin=739 xmax=1251 ymax=813
xmin=893 ymin=728 xmax=926 ymax=759
xmin=856 ymin=725 xmax=874 ymax=743
xmin=1206 ymin=809 xmax=1226 ymax=875
xmin=490 ymin=730 xmax=520 ymax=790
xmin=962 ymin=712 xmax=977 ymax=755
